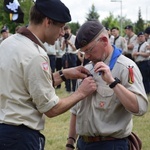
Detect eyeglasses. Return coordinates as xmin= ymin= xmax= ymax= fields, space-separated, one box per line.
xmin=80 ymin=38 xmax=100 ymax=54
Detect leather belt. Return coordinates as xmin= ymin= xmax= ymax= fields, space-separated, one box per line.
xmin=81 ymin=135 xmax=117 ymax=143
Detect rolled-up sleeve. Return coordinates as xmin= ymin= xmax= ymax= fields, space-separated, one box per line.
xmin=24 ymin=54 xmax=59 ymax=113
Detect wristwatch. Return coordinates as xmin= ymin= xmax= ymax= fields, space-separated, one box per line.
xmin=59 ymin=70 xmax=66 ymax=81
xmin=109 ymin=77 xmax=121 ymax=88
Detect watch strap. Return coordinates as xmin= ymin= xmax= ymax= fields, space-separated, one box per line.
xmin=59 ymin=70 xmax=66 ymax=81
xmin=109 ymin=77 xmax=121 ymax=88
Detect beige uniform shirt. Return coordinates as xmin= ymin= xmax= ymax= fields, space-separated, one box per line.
xmin=147 ymin=36 xmax=150 ymax=45
xmin=114 ymin=36 xmax=127 ymax=54
xmin=133 ymin=41 xmax=150 ymax=62
xmin=44 ymin=42 xmax=56 ymax=55
xmin=0 ymin=34 xmax=59 ymax=130
xmin=71 ymin=50 xmax=148 ymax=138
xmin=125 ymin=34 xmax=137 ymax=54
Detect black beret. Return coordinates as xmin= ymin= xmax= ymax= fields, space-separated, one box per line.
xmin=111 ymin=27 xmax=119 ymax=31
xmin=1 ymin=29 xmax=7 ymax=34
xmin=105 ymin=27 xmax=110 ymax=31
xmin=124 ymin=25 xmax=133 ymax=30
xmin=75 ymin=20 xmax=104 ymax=49
xmin=144 ymin=27 xmax=150 ymax=34
xmin=35 ymin=0 xmax=71 ymax=23
xmin=137 ymin=31 xmax=144 ymax=37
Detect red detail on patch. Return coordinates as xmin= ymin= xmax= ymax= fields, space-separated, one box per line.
xmin=42 ymin=62 xmax=49 ymax=71
xmin=128 ymin=66 xmax=134 ymax=84
xmin=99 ymin=101 xmax=105 ymax=108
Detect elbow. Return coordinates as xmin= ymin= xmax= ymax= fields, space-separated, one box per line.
xmin=44 ymin=109 xmax=60 ymax=118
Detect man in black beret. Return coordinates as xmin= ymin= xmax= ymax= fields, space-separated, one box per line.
xmin=144 ymin=26 xmax=150 ymax=49
xmin=132 ymin=31 xmax=150 ymax=94
xmin=66 ymin=20 xmax=148 ymax=150
xmin=124 ymin=25 xmax=137 ymax=60
xmin=0 ymin=1 xmax=97 ymax=149
xmin=124 ymin=25 xmax=133 ymax=30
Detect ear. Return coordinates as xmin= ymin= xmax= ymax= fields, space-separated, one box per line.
xmin=100 ymin=36 xmax=108 ymax=42
xmin=45 ymin=18 xmax=52 ymax=26
xmin=100 ymin=36 xmax=108 ymax=46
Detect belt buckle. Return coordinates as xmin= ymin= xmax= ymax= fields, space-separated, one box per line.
xmin=101 ymin=136 xmax=106 ymax=141
xmin=82 ymin=136 xmax=89 ymax=142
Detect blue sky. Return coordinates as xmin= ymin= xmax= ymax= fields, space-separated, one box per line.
xmin=61 ymin=0 xmax=149 ymax=25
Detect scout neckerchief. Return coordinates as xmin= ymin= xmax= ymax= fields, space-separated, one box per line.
xmin=127 ymin=34 xmax=135 ymax=45
xmin=113 ymin=36 xmax=120 ymax=45
xmin=109 ymin=45 xmax=122 ymax=70
xmin=96 ymin=45 xmax=122 ymax=75
xmin=17 ymin=27 xmax=54 ymax=86
xmin=137 ymin=42 xmax=144 ymax=52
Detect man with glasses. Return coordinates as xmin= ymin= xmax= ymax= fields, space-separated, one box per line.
xmin=0 ymin=0 xmax=97 ymax=149
xmin=66 ymin=20 xmax=148 ymax=150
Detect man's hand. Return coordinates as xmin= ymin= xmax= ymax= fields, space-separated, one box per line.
xmin=75 ymin=76 xmax=97 ymax=99
xmin=94 ymin=62 xmax=114 ymax=84
xmin=63 ymin=66 xmax=91 ymax=80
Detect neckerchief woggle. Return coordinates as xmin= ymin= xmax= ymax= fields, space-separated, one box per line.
xmin=99 ymin=45 xmax=122 ymax=75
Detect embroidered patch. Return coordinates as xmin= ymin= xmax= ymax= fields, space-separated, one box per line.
xmin=99 ymin=101 xmax=105 ymax=108
xmin=42 ymin=62 xmax=49 ymax=71
xmin=128 ymin=65 xmax=134 ymax=84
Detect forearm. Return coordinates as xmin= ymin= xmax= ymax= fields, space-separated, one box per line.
xmin=139 ymin=52 xmax=150 ymax=58
xmin=113 ymin=83 xmax=139 ymax=113
xmin=69 ymin=43 xmax=76 ymax=51
xmin=44 ymin=91 xmax=84 ymax=117
xmin=128 ymin=44 xmax=134 ymax=50
xmin=67 ymin=114 xmax=77 ymax=144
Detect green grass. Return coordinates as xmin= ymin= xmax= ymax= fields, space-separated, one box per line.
xmin=42 ymin=85 xmax=150 ymax=150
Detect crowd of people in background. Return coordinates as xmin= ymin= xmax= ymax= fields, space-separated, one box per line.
xmin=0 ymin=24 xmax=150 ymax=94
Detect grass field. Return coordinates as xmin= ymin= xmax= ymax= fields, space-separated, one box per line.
xmin=42 ymin=84 xmax=150 ymax=150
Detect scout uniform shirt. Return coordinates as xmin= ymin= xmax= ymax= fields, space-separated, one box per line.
xmin=133 ymin=41 xmax=150 ymax=62
xmin=113 ymin=36 xmax=127 ymax=54
xmin=125 ymin=34 xmax=137 ymax=54
xmin=0 ymin=33 xmax=59 ymax=130
xmin=71 ymin=46 xmax=148 ymax=138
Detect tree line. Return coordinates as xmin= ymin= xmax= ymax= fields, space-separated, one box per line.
xmin=0 ymin=1 xmax=149 ymax=35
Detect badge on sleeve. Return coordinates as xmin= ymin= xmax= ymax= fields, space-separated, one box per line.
xmin=128 ymin=65 xmax=134 ymax=84
xmin=41 ymin=62 xmax=49 ymax=71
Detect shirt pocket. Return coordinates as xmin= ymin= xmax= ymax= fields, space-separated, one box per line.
xmin=95 ymin=86 xmax=115 ymax=110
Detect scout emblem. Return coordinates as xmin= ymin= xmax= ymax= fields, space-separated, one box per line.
xmin=128 ymin=66 xmax=134 ymax=84
xmin=99 ymin=101 xmax=105 ymax=108
xmin=42 ymin=62 xmax=49 ymax=71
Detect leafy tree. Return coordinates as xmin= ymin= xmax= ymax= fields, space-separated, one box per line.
xmin=0 ymin=0 xmax=33 ymax=34
xmin=135 ymin=7 xmax=144 ymax=34
xmin=102 ymin=12 xmax=119 ymax=30
xmin=21 ymin=0 xmax=34 ymax=26
xmin=102 ymin=12 xmax=133 ymax=36
xmin=86 ymin=4 xmax=99 ymax=21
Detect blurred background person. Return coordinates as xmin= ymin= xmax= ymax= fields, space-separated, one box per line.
xmin=132 ymin=32 xmax=150 ymax=94
xmin=144 ymin=26 xmax=150 ymax=50
xmin=106 ymin=27 xmax=114 ymax=45
xmin=61 ymin=25 xmax=77 ymax=92
xmin=0 ymin=26 xmax=9 ymax=44
xmin=124 ymin=25 xmax=137 ymax=60
xmin=111 ymin=26 xmax=127 ymax=54
xmin=55 ymin=36 xmax=64 ymax=89
xmin=77 ymin=50 xmax=90 ymax=66
xmin=44 ymin=42 xmax=56 ymax=73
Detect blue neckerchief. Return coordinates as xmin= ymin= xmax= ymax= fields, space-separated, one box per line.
xmin=98 ymin=45 xmax=122 ymax=75
xmin=109 ymin=45 xmax=122 ymax=71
